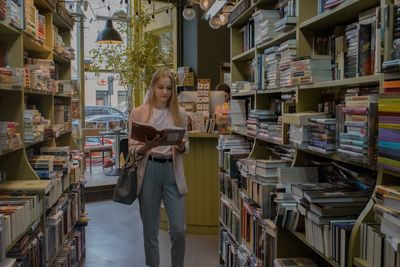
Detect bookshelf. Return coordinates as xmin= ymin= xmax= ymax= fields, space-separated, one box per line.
xmin=221 ymin=0 xmax=398 ymax=266
xmin=0 ymin=0 xmax=86 ymax=265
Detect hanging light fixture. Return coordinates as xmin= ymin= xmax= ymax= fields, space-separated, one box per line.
xmin=199 ymin=0 xmax=214 ymax=11
xmin=218 ymin=12 xmax=228 ymax=25
xmin=209 ymin=15 xmax=221 ymax=29
xmin=96 ymin=19 xmax=123 ymax=44
xmin=182 ymin=2 xmax=196 ymax=20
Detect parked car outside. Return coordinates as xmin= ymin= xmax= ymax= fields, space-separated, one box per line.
xmin=85 ymin=105 xmax=126 ymax=118
xmin=85 ymin=115 xmax=128 ymax=130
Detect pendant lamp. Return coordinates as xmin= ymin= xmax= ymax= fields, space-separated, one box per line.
xmin=96 ymin=19 xmax=123 ymax=44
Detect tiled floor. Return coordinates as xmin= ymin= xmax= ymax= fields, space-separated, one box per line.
xmin=85 ymin=165 xmax=118 ymax=187
xmin=80 ymin=200 xmax=222 ymax=267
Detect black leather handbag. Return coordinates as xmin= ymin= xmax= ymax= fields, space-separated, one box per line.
xmin=112 ymin=149 xmax=138 ymax=205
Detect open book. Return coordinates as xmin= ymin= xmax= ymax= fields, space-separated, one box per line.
xmin=131 ymin=122 xmax=185 ymax=146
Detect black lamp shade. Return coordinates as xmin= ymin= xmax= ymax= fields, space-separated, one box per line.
xmin=96 ymin=19 xmax=123 ymax=44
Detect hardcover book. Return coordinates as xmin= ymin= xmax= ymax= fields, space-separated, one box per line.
xmin=131 ymin=122 xmax=185 ymax=146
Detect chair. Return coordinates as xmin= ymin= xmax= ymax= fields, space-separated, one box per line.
xmin=82 ymin=128 xmax=113 ymax=174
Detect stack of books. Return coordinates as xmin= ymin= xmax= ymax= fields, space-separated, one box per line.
xmin=338 ymin=94 xmax=377 ymax=163
xmin=28 ymin=155 xmax=56 ymax=180
xmin=0 ymin=122 xmax=21 ymax=152
xmin=5 ymin=0 xmax=22 ymax=29
xmin=258 ymin=121 xmax=282 ymax=143
xmin=378 ymin=91 xmax=400 ymax=173
xmin=289 ymin=125 xmax=310 ymax=149
xmin=0 ymin=0 xmax=5 ymax=21
xmin=252 ymin=10 xmax=280 ymax=45
xmin=246 ymin=109 xmax=277 ymax=137
xmin=24 ymin=108 xmax=52 ymax=143
xmin=36 ymin=13 xmax=45 ymax=44
xmin=264 ymin=46 xmax=280 ymax=89
xmin=278 ymin=39 xmax=297 ymax=87
xmin=290 ymin=57 xmax=332 ymax=85
xmin=24 ymin=0 xmax=36 ymax=37
xmin=291 ymin=182 xmax=370 ymax=265
xmin=307 ymin=118 xmax=336 ymax=154
xmin=229 ymin=99 xmax=247 ymax=132
xmin=274 ymin=0 xmax=296 ymax=32
xmin=24 ymin=58 xmax=56 ymax=92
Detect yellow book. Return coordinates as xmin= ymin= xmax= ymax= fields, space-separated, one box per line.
xmin=378 ymin=157 xmax=400 ymax=168
xmin=379 ymin=104 xmax=400 ymax=112
xmin=379 ymin=123 xmax=400 ymax=130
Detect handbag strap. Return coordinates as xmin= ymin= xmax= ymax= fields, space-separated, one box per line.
xmin=125 ymin=146 xmax=138 ymax=167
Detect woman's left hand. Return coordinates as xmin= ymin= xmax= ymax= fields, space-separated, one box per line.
xmin=175 ymin=140 xmax=186 ymax=153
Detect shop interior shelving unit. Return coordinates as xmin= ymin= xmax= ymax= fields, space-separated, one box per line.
xmin=0 ymin=0 xmax=85 ymax=265
xmin=222 ymin=0 xmax=399 ymax=266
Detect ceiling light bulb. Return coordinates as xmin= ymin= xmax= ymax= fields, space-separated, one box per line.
xmin=219 ymin=12 xmax=228 ymax=25
xmin=182 ymin=5 xmax=196 ymax=20
xmin=209 ymin=16 xmax=221 ymax=29
xmin=200 ymin=0 xmax=214 ymax=11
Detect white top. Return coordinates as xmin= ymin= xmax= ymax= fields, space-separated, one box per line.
xmin=148 ymin=107 xmax=174 ymax=157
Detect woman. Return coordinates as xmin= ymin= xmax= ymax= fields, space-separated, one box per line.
xmin=216 ymin=82 xmax=231 ymax=102
xmin=128 ymin=68 xmax=189 ymax=267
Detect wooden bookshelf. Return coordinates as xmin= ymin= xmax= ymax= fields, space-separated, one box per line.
xmin=0 ymin=145 xmax=24 ymax=157
xmin=298 ymin=74 xmax=381 ymax=90
xmin=256 ymin=28 xmax=297 ymax=52
xmin=226 ymin=0 xmax=390 ymax=266
xmin=297 ymin=147 xmax=378 ymax=171
xmin=299 ymin=0 xmax=380 ymax=31
xmin=232 ymin=47 xmax=256 ymax=62
xmin=23 ymin=33 xmax=52 ymax=53
xmin=232 ymin=91 xmax=256 ymax=97
xmin=0 ymin=0 xmax=86 ymax=264
xmin=0 ymin=84 xmax=23 ymax=92
xmin=289 ymin=230 xmax=340 ymax=267
xmin=0 ymin=21 xmax=20 ymax=35
xmin=228 ymin=0 xmax=264 ymax=27
xmin=257 ymin=86 xmax=296 ymax=94
xmin=353 ymin=257 xmax=369 ymax=267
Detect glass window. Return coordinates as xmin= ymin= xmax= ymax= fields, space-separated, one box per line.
xmin=117 ymin=90 xmax=128 ymax=111
xmin=96 ymin=91 xmax=108 ymax=106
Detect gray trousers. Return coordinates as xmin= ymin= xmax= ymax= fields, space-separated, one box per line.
xmin=138 ymin=160 xmax=186 ymax=267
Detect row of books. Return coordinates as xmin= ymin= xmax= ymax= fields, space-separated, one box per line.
xmin=0 ymin=0 xmax=23 ymax=29
xmin=25 ymin=0 xmax=46 ymax=44
xmin=53 ymin=25 xmax=75 ymax=60
xmin=318 ymin=0 xmax=346 ymax=14
xmin=24 ymin=58 xmax=56 ymax=92
xmin=357 ymin=185 xmax=400 ymax=267
xmin=313 ymin=6 xmax=381 ymax=79
xmin=291 ymin=182 xmax=371 ymax=266
xmin=378 ymin=81 xmax=400 ymax=173
xmin=24 ymin=108 xmax=52 ymax=143
xmin=0 ymin=67 xmax=24 ymax=86
xmin=0 ymin=122 xmax=21 ymax=153
xmin=382 ymin=2 xmax=400 ymax=71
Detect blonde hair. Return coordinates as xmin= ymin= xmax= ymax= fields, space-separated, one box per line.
xmin=145 ymin=68 xmax=182 ymax=126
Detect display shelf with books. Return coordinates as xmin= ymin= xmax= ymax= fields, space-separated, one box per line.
xmin=232 ymin=47 xmax=256 ymax=62
xmin=23 ymin=32 xmax=52 ymax=54
xmin=298 ymin=74 xmax=382 ymax=90
xmin=226 ymin=0 xmax=393 ymax=266
xmin=299 ymin=0 xmax=380 ymax=31
xmin=0 ymin=1 xmax=86 ymax=265
xmin=0 ymin=20 xmax=20 ymax=35
xmin=288 ymin=229 xmax=340 ymax=267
